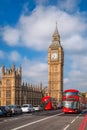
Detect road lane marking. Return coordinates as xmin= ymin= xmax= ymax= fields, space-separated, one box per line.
xmin=71 ymin=118 xmax=76 ymax=123
xmin=11 ymin=113 xmax=63 ymax=130
xmin=63 ymin=124 xmax=70 ymax=130
xmin=63 ymin=114 xmax=80 ymax=130
xmin=76 ymin=116 xmax=79 ymax=119
xmin=71 ymin=116 xmax=79 ymax=124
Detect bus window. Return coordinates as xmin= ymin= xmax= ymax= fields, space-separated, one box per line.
xmin=63 ymin=92 xmax=78 ymax=96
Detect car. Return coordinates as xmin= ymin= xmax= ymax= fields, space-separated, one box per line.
xmin=7 ymin=104 xmax=22 ymax=115
xmin=33 ymin=105 xmax=43 ymax=111
xmin=21 ymin=104 xmax=35 ymax=113
xmin=0 ymin=106 xmax=12 ymax=117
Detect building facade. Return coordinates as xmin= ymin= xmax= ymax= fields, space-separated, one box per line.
xmin=48 ymin=24 xmax=64 ymax=103
xmin=0 ymin=64 xmax=43 ymax=106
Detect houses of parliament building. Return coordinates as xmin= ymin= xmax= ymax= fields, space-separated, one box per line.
xmin=0 ymin=24 xmax=64 ymax=106
xmin=0 ymin=64 xmax=43 ymax=106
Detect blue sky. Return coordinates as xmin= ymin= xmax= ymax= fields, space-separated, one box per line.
xmin=0 ymin=0 xmax=87 ymax=92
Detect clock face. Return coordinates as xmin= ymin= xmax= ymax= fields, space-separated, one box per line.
xmin=51 ymin=52 xmax=58 ymax=60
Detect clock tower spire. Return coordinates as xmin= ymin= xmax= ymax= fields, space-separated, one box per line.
xmin=48 ymin=23 xmax=64 ymax=104
xmin=52 ymin=22 xmax=60 ymax=43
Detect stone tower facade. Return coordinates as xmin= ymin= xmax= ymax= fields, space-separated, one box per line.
xmin=0 ymin=64 xmax=22 ymax=106
xmin=48 ymin=24 xmax=64 ymax=103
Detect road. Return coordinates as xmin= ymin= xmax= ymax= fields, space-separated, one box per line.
xmin=0 ymin=109 xmax=87 ymax=130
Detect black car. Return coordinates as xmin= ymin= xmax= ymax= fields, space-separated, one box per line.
xmin=0 ymin=106 xmax=12 ymax=117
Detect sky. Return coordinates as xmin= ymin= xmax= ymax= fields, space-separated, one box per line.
xmin=0 ymin=0 xmax=87 ymax=92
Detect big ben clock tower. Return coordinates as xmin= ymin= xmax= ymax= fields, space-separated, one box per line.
xmin=48 ymin=24 xmax=64 ymax=103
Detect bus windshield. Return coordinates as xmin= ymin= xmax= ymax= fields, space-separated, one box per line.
xmin=63 ymin=92 xmax=78 ymax=96
xmin=63 ymin=101 xmax=77 ymax=109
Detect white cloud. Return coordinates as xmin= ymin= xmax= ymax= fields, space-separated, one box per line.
xmin=18 ymin=6 xmax=59 ymax=50
xmin=64 ymin=35 xmax=87 ymax=52
xmin=71 ymin=55 xmax=87 ymax=71
xmin=0 ymin=50 xmax=21 ymax=63
xmin=1 ymin=6 xmax=87 ymax=52
xmin=64 ymin=69 xmax=87 ymax=92
xmin=64 ymin=78 xmax=70 ymax=84
xmin=57 ymin=0 xmax=80 ymax=12
xmin=22 ymin=57 xmax=48 ymax=85
xmin=2 ymin=26 xmax=20 ymax=46
xmin=64 ymin=54 xmax=87 ymax=91
xmin=9 ymin=51 xmax=21 ymax=62
xmin=34 ymin=0 xmax=49 ymax=5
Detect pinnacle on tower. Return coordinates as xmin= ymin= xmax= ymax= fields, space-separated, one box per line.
xmin=2 ymin=64 xmax=5 ymax=75
xmin=52 ymin=22 xmax=60 ymax=44
xmin=53 ymin=22 xmax=60 ymax=36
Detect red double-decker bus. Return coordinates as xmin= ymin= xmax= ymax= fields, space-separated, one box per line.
xmin=62 ymin=89 xmax=86 ymax=113
xmin=41 ymin=96 xmax=57 ymax=110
